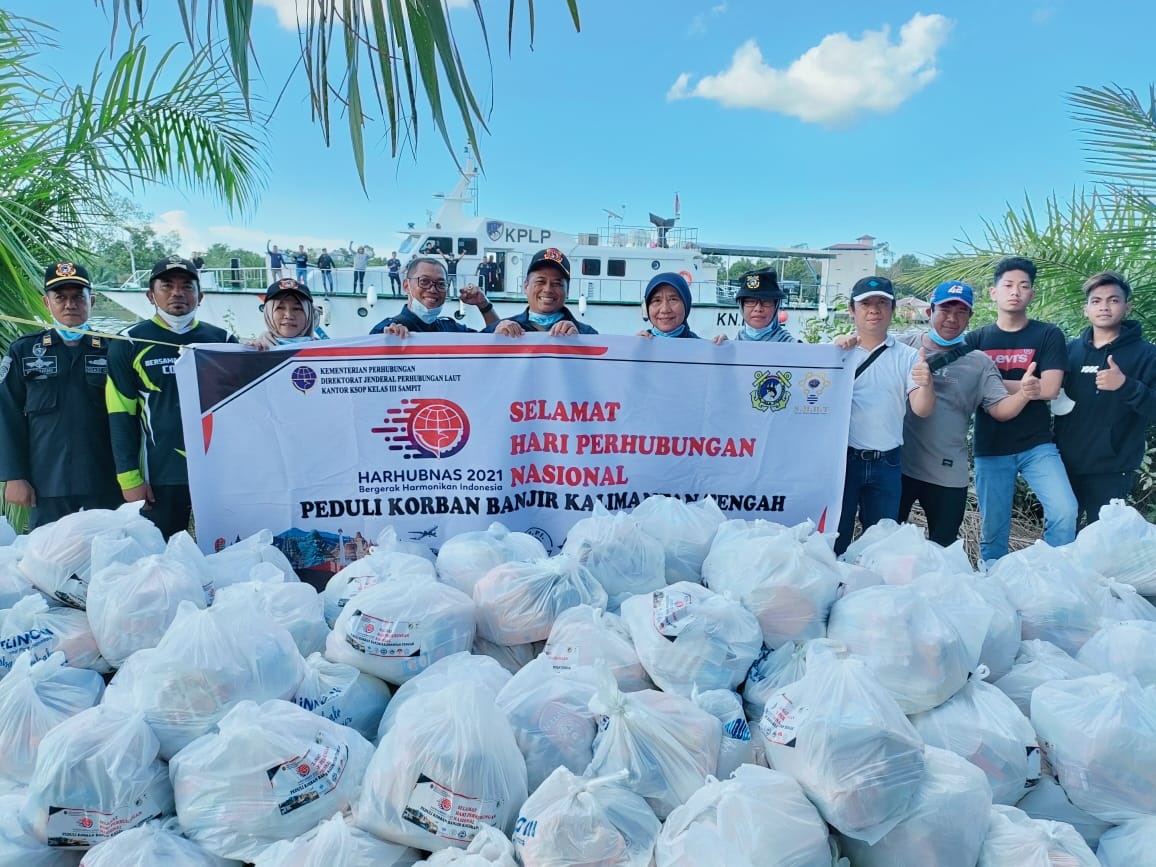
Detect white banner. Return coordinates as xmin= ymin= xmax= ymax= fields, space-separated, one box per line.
xmin=177 ymin=335 xmax=852 ymax=578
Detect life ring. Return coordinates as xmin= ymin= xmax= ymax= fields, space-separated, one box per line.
xmin=509 ymin=253 xmax=521 ymax=267
xmin=679 ymin=269 xmax=694 ymax=285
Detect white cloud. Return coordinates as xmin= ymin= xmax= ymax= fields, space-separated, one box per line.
xmin=688 ymin=3 xmax=728 ymax=36
xmin=150 ymin=210 xmax=348 ymax=256
xmin=1032 ymin=5 xmax=1056 ymax=24
xmin=255 ymin=0 xmax=468 ymax=32
xmin=669 ymin=13 xmax=953 ymax=126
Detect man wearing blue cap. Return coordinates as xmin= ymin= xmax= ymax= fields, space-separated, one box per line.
xmin=898 ymin=280 xmax=1040 ymax=546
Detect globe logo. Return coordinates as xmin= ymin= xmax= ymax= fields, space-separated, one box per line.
xmin=373 ymin=398 xmax=471 ymax=459
xmin=291 ymin=366 xmax=318 ymax=393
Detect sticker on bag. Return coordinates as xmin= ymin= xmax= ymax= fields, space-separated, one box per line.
xmin=1025 ymin=744 xmax=1042 ymax=789
xmin=54 ymin=573 xmax=88 ymax=609
xmin=338 ymin=576 xmax=379 ymax=612
xmin=344 ymin=609 xmax=421 ymax=657
xmin=545 ymin=642 xmax=582 ymax=672
xmin=45 ymin=790 xmax=165 ymax=847
xmin=0 ymin=626 xmax=57 ymax=674
xmin=759 ymin=692 xmax=809 ymax=748
xmin=402 ymin=773 xmax=499 ymax=843
xmin=267 ymin=734 xmax=350 ymax=816
xmin=652 ymin=589 xmax=694 ymax=641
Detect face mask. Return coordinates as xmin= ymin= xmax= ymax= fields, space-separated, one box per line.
xmin=528 ymin=311 xmax=564 ymax=328
xmin=53 ymin=318 xmax=88 ymax=342
xmin=275 ymin=335 xmax=314 ymax=345
xmin=155 ymin=308 xmax=197 ymax=333
xmin=409 ymin=297 xmax=444 ymax=324
xmin=742 ymin=322 xmax=778 ymax=340
xmin=929 ymin=327 xmax=966 ymax=347
xmin=650 ymin=324 xmax=687 ymax=338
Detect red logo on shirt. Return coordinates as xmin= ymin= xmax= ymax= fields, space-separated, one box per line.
xmin=986 ymin=348 xmax=1035 ymax=372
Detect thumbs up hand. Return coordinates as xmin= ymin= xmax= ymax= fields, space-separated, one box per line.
xmin=1096 ymin=355 xmax=1126 ymax=391
xmin=1020 ymin=361 xmax=1042 ymax=400
xmin=912 ymin=346 xmax=932 ymax=388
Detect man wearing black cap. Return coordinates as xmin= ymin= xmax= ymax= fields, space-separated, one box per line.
xmin=0 ymin=263 xmax=121 ymax=527
xmin=105 ymin=255 xmax=237 ymax=537
xmin=369 ymin=256 xmax=498 ymax=336
xmin=718 ymin=267 xmax=797 ymax=344
xmin=834 ymin=275 xmax=934 ymax=556
xmin=487 ymin=248 xmax=597 ymax=337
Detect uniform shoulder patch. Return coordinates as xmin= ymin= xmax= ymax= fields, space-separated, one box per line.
xmin=0 ymin=355 xmax=10 ymax=382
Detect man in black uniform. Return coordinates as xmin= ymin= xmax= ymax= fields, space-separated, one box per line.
xmin=105 ymin=256 xmax=237 ymax=537
xmin=369 ymin=256 xmax=498 ymax=336
xmin=0 ymin=262 xmax=121 ymax=527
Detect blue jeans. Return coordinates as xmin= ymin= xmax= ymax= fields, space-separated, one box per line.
xmin=835 ymin=447 xmax=903 ymax=556
xmin=296 ymin=267 xmax=308 ymax=284
xmin=975 ymin=442 xmax=1077 ymax=563
xmin=320 ymin=269 xmax=334 ymax=294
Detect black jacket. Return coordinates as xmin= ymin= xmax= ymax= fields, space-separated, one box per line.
xmin=1055 ymin=320 xmax=1156 ymax=475
xmin=370 ymin=305 xmax=479 ymax=335
xmin=483 ymin=307 xmax=598 ymax=335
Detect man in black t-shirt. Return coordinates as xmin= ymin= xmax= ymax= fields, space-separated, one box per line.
xmin=966 ymin=257 xmax=1077 ymax=563
xmin=317 ymin=248 xmax=335 ymax=295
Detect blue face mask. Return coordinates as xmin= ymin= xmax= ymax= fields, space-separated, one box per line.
xmin=53 ymin=319 xmax=88 ymax=342
xmin=275 ymin=335 xmax=314 ymax=345
xmin=650 ymin=324 xmax=687 ymax=338
xmin=528 ymin=311 xmax=564 ymax=329
xmin=409 ymin=297 xmax=444 ymax=324
xmin=929 ymin=328 xmax=966 ymax=347
xmin=742 ymin=321 xmax=779 ymax=340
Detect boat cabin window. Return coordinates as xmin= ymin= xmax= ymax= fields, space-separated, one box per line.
xmin=422 ymin=236 xmax=453 ymax=255
xmin=398 ymin=233 xmax=421 ymax=255
xmin=581 ymin=258 xmax=601 ymax=276
xmin=607 ymin=259 xmax=626 ymax=277
xmin=457 ymin=238 xmax=478 ymax=256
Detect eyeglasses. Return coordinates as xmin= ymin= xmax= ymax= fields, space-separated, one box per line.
xmin=413 ymin=276 xmax=448 ymax=292
xmin=742 ymin=299 xmax=777 ymax=309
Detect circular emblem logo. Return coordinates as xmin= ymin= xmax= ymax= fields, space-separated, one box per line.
xmin=440 ymin=797 xmax=452 ymax=811
xmin=297 ymin=763 xmax=311 ymax=776
xmin=291 ymin=366 xmax=318 ymax=393
xmin=79 ymin=817 xmax=93 ymax=829
xmin=408 ymin=400 xmax=470 ymax=458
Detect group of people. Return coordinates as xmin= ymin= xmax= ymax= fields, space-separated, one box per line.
xmin=2 ymin=249 xmax=1153 ymax=560
xmin=267 ymin=244 xmax=401 ymax=297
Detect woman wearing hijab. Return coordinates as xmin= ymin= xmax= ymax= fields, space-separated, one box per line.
xmin=637 ymin=272 xmax=698 ymax=339
xmin=246 ymin=277 xmax=323 ymax=349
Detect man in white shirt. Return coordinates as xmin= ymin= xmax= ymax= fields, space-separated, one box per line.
xmin=834 ymin=276 xmax=934 ymax=556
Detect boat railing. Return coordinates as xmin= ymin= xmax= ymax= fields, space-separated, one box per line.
xmin=592 ymin=224 xmax=700 ymax=250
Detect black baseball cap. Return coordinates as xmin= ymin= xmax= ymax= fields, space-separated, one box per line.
xmin=265 ymin=277 xmax=313 ymax=302
xmin=850 ymin=275 xmax=895 ymax=303
xmin=150 ymin=255 xmax=200 ymax=281
xmin=527 ymin=248 xmax=571 ymax=279
xmin=43 ymin=262 xmax=92 ymax=292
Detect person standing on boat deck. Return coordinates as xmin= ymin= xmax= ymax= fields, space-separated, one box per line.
xmin=477 ymin=255 xmax=497 ymax=295
xmin=316 ymin=248 xmax=335 ymax=295
xmin=352 ymin=245 xmax=369 ymax=293
xmin=268 ymin=244 xmax=285 ymax=280
xmin=713 ymin=267 xmax=797 ymax=344
xmin=445 ymin=247 xmax=465 ymax=293
xmin=965 ymin=256 xmax=1076 ymax=563
xmin=191 ymin=252 xmax=205 ymax=271
xmin=897 ymin=280 xmax=1039 ymax=548
xmin=1055 ymin=271 xmax=1156 ymax=528
xmin=386 ymin=252 xmax=402 ymax=295
xmin=106 ymin=256 xmax=237 ymax=538
xmin=246 ymin=277 xmax=324 ymax=349
xmin=370 ymin=256 xmax=499 ymax=336
xmin=487 ymin=248 xmax=598 ymax=337
xmin=637 ymin=273 xmax=699 ymax=339
xmin=0 ymin=262 xmax=121 ymax=528
xmin=292 ymin=245 xmax=309 ymax=284
xmin=832 ymin=276 xmax=935 ymax=557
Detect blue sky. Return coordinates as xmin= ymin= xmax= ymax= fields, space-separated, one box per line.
xmin=16 ymin=0 xmax=1155 ymax=262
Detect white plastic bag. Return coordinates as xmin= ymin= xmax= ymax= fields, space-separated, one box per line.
xmin=413 ymin=824 xmax=517 ymax=866
xmin=586 ymin=666 xmax=720 ymax=820
xmin=0 ymin=595 xmax=107 ymax=678
xmin=21 ymin=705 xmax=174 ymax=848
xmin=495 ymin=655 xmax=600 ymax=792
xmin=18 ymin=503 xmax=163 ymax=609
xmin=374 ymin=524 xmax=438 ymax=562
xmin=204 ymin=529 xmax=296 ymax=589
xmin=561 ymin=506 xmax=666 ymax=610
xmin=1015 ymin=774 xmax=1113 ymax=849
xmin=436 ymin=522 xmax=546 ymax=596
xmin=473 ymin=553 xmax=607 ymax=646
xmin=1030 ymin=673 xmax=1156 ymax=822
xmin=908 ymin=670 xmax=1040 ymax=805
xmin=840 ymin=746 xmax=992 ymax=867
xmin=472 ymin=635 xmax=542 ymax=674
xmin=79 ymin=818 xmax=241 ymax=866
xmin=86 ymin=551 xmax=210 ymax=669
xmin=0 ymin=545 xmax=39 ymax=609
xmin=620 ymin=582 xmax=762 ymax=697
xmin=757 ymin=647 xmax=925 ymax=844
xmin=1076 ymin=619 xmax=1156 ymax=687
xmin=0 ymin=792 xmax=82 ymax=866
xmin=322 ymin=549 xmax=437 ymax=627
xmin=291 ymin=651 xmax=391 ymax=741
xmin=325 ymin=575 xmax=475 ymax=684
xmin=377 ymin=652 xmax=511 ymax=740
xmin=512 ymin=767 xmax=658 ymax=867
xmin=992 ymin=639 xmax=1095 ymax=717
xmin=702 ymin=521 xmax=842 ymax=649
xmin=1093 ymin=576 xmax=1156 ymax=623
xmin=853 ymin=522 xmax=973 ymax=585
xmin=1095 ymin=816 xmax=1156 ymax=867
xmin=654 ymin=764 xmax=833 ymax=867
xmin=1068 ymin=499 xmax=1156 ymax=593
xmin=542 ymin=604 xmax=651 ymax=692
xmin=826 ymin=583 xmax=980 ymax=713
xmin=0 ymin=651 xmax=104 ymax=785
xmin=977 ymin=804 xmax=1099 ymax=866
xmin=691 ymin=689 xmax=756 ymax=780
xmin=741 ymin=638 xmax=842 ymax=723
xmin=101 ymin=601 xmax=305 ymax=758
xmin=839 ymin=518 xmax=900 ymax=563
xmin=355 ymin=681 xmax=528 ymax=852
xmin=254 ymin=813 xmax=419 ymax=866
xmin=989 ymin=541 xmax=1103 ymax=655
xmin=631 ymin=495 xmax=725 ymax=584
xmin=170 ymin=699 xmax=375 ymax=862
xmin=913 ymin=572 xmax=1021 ymax=681
xmin=213 ymin=578 xmax=329 ymax=657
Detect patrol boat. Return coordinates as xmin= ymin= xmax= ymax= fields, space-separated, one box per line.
xmin=100 ymin=160 xmax=875 ymax=339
